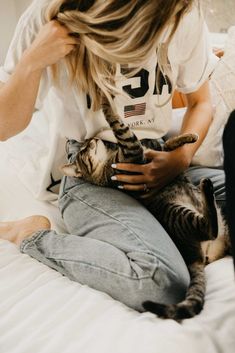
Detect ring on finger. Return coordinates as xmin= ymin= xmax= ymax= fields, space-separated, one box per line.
xmin=143 ymin=183 xmax=149 ymax=192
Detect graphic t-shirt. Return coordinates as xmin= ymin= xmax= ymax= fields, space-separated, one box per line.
xmin=0 ymin=0 xmax=218 ymax=201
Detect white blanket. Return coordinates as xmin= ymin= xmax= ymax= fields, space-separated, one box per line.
xmin=0 ymin=151 xmax=235 ymax=353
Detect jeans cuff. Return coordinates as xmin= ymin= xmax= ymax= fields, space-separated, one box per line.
xmin=20 ymin=230 xmax=49 ymax=253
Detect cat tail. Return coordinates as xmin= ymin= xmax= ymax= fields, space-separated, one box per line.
xmin=200 ymin=178 xmax=218 ymax=239
xmin=143 ymin=262 xmax=205 ymax=321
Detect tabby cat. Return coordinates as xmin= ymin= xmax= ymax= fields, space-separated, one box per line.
xmin=62 ymin=97 xmax=230 ymax=321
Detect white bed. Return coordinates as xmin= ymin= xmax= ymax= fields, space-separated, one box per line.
xmin=0 ymin=148 xmax=235 ymax=353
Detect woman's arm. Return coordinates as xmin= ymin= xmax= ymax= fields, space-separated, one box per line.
xmin=111 ymin=80 xmax=213 ymax=192
xmin=176 ymin=80 xmax=213 ymax=165
xmin=0 ymin=21 xmax=77 ymax=141
xmin=0 ymin=62 xmax=43 ymax=141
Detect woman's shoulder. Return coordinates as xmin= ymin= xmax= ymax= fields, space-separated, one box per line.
xmin=169 ymin=5 xmax=206 ymax=62
xmin=174 ymin=5 xmax=204 ymax=43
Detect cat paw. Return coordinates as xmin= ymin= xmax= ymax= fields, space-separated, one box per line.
xmin=200 ymin=178 xmax=214 ymax=194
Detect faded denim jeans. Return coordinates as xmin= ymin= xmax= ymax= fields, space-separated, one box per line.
xmin=20 ymin=143 xmax=225 ymax=311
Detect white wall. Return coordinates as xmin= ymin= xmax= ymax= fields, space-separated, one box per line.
xmin=0 ymin=0 xmax=32 ymax=64
xmin=15 ymin=0 xmax=32 ymax=19
xmin=0 ymin=0 xmax=17 ymax=64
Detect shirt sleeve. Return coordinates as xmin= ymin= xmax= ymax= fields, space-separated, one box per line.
xmin=169 ymin=6 xmax=219 ymax=94
xmin=0 ymin=0 xmax=51 ymax=109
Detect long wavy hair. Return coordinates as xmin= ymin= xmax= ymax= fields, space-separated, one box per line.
xmin=45 ymin=0 xmax=197 ymax=110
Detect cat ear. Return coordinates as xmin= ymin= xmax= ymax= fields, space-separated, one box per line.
xmin=60 ymin=162 xmax=83 ymax=178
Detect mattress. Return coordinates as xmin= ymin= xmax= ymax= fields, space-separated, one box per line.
xmin=0 ymin=148 xmax=235 ymax=353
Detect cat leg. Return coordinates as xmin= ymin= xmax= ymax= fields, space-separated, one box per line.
xmin=200 ymin=178 xmax=218 ymax=240
xmin=143 ymin=261 xmax=205 ymax=321
xmin=147 ymin=201 xmax=207 ymax=263
xmin=163 ymin=133 xmax=198 ymax=151
xmin=102 ymin=96 xmax=145 ymax=164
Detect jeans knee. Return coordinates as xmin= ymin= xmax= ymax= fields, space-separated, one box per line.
xmin=154 ymin=262 xmax=190 ymax=304
xmin=123 ymin=263 xmax=190 ymax=312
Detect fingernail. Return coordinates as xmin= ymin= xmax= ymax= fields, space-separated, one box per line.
xmin=111 ymin=164 xmax=117 ymax=169
xmin=111 ymin=176 xmax=117 ymax=181
xmin=118 ymin=185 xmax=124 ymax=189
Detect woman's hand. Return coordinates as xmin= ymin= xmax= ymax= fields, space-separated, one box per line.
xmin=112 ymin=148 xmax=191 ymax=192
xmin=112 ymin=81 xmax=212 ymax=193
xmin=21 ymin=21 xmax=78 ymax=71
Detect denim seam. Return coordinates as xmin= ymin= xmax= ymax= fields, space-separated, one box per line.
xmin=66 ymin=190 xmax=157 ymax=256
xmin=20 ymin=229 xmax=159 ymax=279
xmin=60 ymin=184 xmax=160 ymax=259
xmin=45 ymin=256 xmax=159 ymax=280
xmin=58 ymin=193 xmax=69 ymax=218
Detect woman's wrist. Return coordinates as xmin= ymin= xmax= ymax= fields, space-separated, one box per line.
xmin=171 ymin=146 xmax=193 ymax=171
xmin=20 ymin=50 xmax=45 ymax=74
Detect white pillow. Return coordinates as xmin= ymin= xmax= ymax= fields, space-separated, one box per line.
xmin=192 ymin=26 xmax=235 ymax=167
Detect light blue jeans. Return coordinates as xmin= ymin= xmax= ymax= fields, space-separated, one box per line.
xmin=20 ymin=165 xmax=225 ymax=312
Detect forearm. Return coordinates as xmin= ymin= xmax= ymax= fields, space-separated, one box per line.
xmin=0 ymin=21 xmax=77 ymax=142
xmin=0 ymin=55 xmax=43 ymax=141
xmin=179 ymin=100 xmax=213 ymax=163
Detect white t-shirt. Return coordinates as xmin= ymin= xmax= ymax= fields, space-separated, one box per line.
xmin=0 ymin=0 xmax=217 ymax=201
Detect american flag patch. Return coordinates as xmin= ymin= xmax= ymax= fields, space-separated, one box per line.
xmin=124 ymin=102 xmax=146 ymax=118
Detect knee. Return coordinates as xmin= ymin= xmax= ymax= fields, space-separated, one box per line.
xmin=152 ymin=264 xmax=190 ymax=306
xmin=122 ymin=264 xmax=190 ymax=312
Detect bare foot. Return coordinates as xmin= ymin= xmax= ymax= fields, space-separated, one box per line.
xmin=0 ymin=216 xmax=51 ymax=246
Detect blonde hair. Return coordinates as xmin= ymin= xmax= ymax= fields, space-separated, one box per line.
xmin=45 ymin=0 xmax=196 ymax=110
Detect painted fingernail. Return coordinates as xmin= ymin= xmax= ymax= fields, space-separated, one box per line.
xmin=111 ymin=176 xmax=117 ymax=181
xmin=111 ymin=164 xmax=117 ymax=169
xmin=118 ymin=185 xmax=124 ymax=189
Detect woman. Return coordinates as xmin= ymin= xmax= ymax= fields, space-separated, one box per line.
xmin=0 ymin=0 xmax=225 ymax=311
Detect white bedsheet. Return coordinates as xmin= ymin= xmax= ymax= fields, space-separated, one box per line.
xmin=0 ymin=151 xmax=235 ymax=353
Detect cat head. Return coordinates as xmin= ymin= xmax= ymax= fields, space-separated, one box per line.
xmin=61 ymin=138 xmax=110 ymax=182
